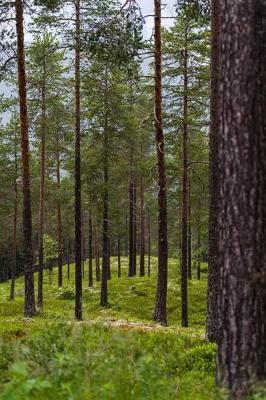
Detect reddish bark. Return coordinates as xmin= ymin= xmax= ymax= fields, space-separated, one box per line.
xmin=154 ymin=0 xmax=168 ymax=325
xmin=15 ymin=0 xmax=35 ymax=317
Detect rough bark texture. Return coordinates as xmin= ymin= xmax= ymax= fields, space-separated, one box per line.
xmin=101 ymin=69 xmax=109 ymax=306
xmin=37 ymin=74 xmax=46 ymax=308
xmin=154 ymin=0 xmax=168 ymax=325
xmin=88 ymin=216 xmax=93 ymax=287
xmin=181 ymin=39 xmax=189 ymax=328
xmin=74 ymin=0 xmax=82 ymax=320
xmin=206 ymin=0 xmax=220 ymax=343
xmin=15 ymin=0 xmax=35 ymax=317
xmin=139 ymin=176 xmax=145 ymax=277
xmin=217 ymin=1 xmax=266 ymax=397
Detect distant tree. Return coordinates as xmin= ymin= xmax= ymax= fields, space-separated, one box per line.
xmin=163 ymin=1 xmax=209 ymax=327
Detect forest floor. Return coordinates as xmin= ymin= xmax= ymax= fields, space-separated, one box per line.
xmin=0 ymin=257 xmax=226 ymax=400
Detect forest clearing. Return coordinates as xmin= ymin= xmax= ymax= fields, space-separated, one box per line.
xmin=1 ymin=0 xmax=266 ymax=399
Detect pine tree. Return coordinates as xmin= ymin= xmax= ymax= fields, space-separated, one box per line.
xmin=217 ymin=0 xmax=266 ymax=396
xmin=15 ymin=0 xmax=36 ymax=317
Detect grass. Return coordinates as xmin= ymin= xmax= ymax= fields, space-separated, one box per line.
xmin=0 ymin=257 xmax=225 ymax=399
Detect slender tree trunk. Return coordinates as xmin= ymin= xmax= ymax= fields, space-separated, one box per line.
xmin=133 ymin=183 xmax=137 ymax=274
xmin=10 ymin=134 xmax=18 ymax=301
xmin=196 ymin=220 xmax=201 ymax=281
xmin=217 ymin=1 xmax=266 ymax=397
xmin=15 ymin=0 xmax=35 ymax=317
xmin=154 ymin=0 xmax=168 ymax=325
xmin=117 ymin=237 xmax=121 ymax=278
xmin=125 ymin=215 xmax=128 ymax=257
xmin=107 ymin=236 xmax=111 ymax=280
xmin=82 ymin=231 xmax=85 ymax=279
xmin=147 ymin=212 xmax=151 ymax=277
xmin=180 ymin=30 xmax=189 ymax=327
xmin=67 ymin=241 xmax=70 ymax=281
xmin=206 ymin=0 xmax=220 ymax=343
xmin=88 ymin=216 xmax=93 ymax=287
xmin=94 ymin=227 xmax=100 ymax=282
xmin=74 ymin=0 xmax=82 ymax=320
xmin=101 ymin=68 xmax=109 ymax=307
xmin=37 ymin=74 xmax=46 ymax=308
xmin=128 ymin=178 xmax=135 ymax=276
xmin=139 ymin=176 xmax=145 ymax=277
xmin=187 ymin=178 xmax=192 ymax=280
xmin=56 ymin=145 xmax=63 ymax=288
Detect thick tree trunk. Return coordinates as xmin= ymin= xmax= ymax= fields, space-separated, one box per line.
xmin=88 ymin=216 xmax=93 ymax=287
xmin=217 ymin=1 xmax=266 ymax=397
xmin=10 ymin=135 xmax=18 ymax=301
xmin=37 ymin=77 xmax=46 ymax=308
xmin=101 ymin=68 xmax=109 ymax=306
xmin=181 ymin=40 xmax=189 ymax=328
xmin=15 ymin=0 xmax=35 ymax=317
xmin=139 ymin=176 xmax=145 ymax=277
xmin=154 ymin=0 xmax=168 ymax=325
xmin=74 ymin=0 xmax=82 ymax=320
xmin=56 ymin=146 xmax=63 ymax=288
xmin=206 ymin=0 xmax=220 ymax=343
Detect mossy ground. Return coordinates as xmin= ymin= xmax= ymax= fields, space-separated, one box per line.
xmin=0 ymin=257 xmax=225 ymax=399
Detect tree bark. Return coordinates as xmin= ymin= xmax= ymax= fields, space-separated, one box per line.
xmin=154 ymin=0 xmax=168 ymax=325
xmin=187 ymin=178 xmax=192 ymax=280
xmin=56 ymin=144 xmax=63 ymax=288
xmin=206 ymin=0 xmax=220 ymax=343
xmin=67 ymin=241 xmax=70 ymax=281
xmin=139 ymin=176 xmax=145 ymax=277
xmin=147 ymin=212 xmax=151 ymax=277
xmin=217 ymin=1 xmax=266 ymax=397
xmin=117 ymin=237 xmax=121 ymax=278
xmin=125 ymin=215 xmax=128 ymax=257
xmin=37 ymin=69 xmax=46 ymax=308
xmin=196 ymin=212 xmax=201 ymax=281
xmin=94 ymin=227 xmax=101 ymax=282
xmin=128 ymin=178 xmax=136 ymax=277
xmin=88 ymin=215 xmax=93 ymax=287
xmin=101 ymin=67 xmax=109 ymax=306
xmin=15 ymin=0 xmax=35 ymax=317
xmin=74 ymin=0 xmax=82 ymax=320
xmin=181 ymin=33 xmax=189 ymax=328
xmin=10 ymin=131 xmax=18 ymax=301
